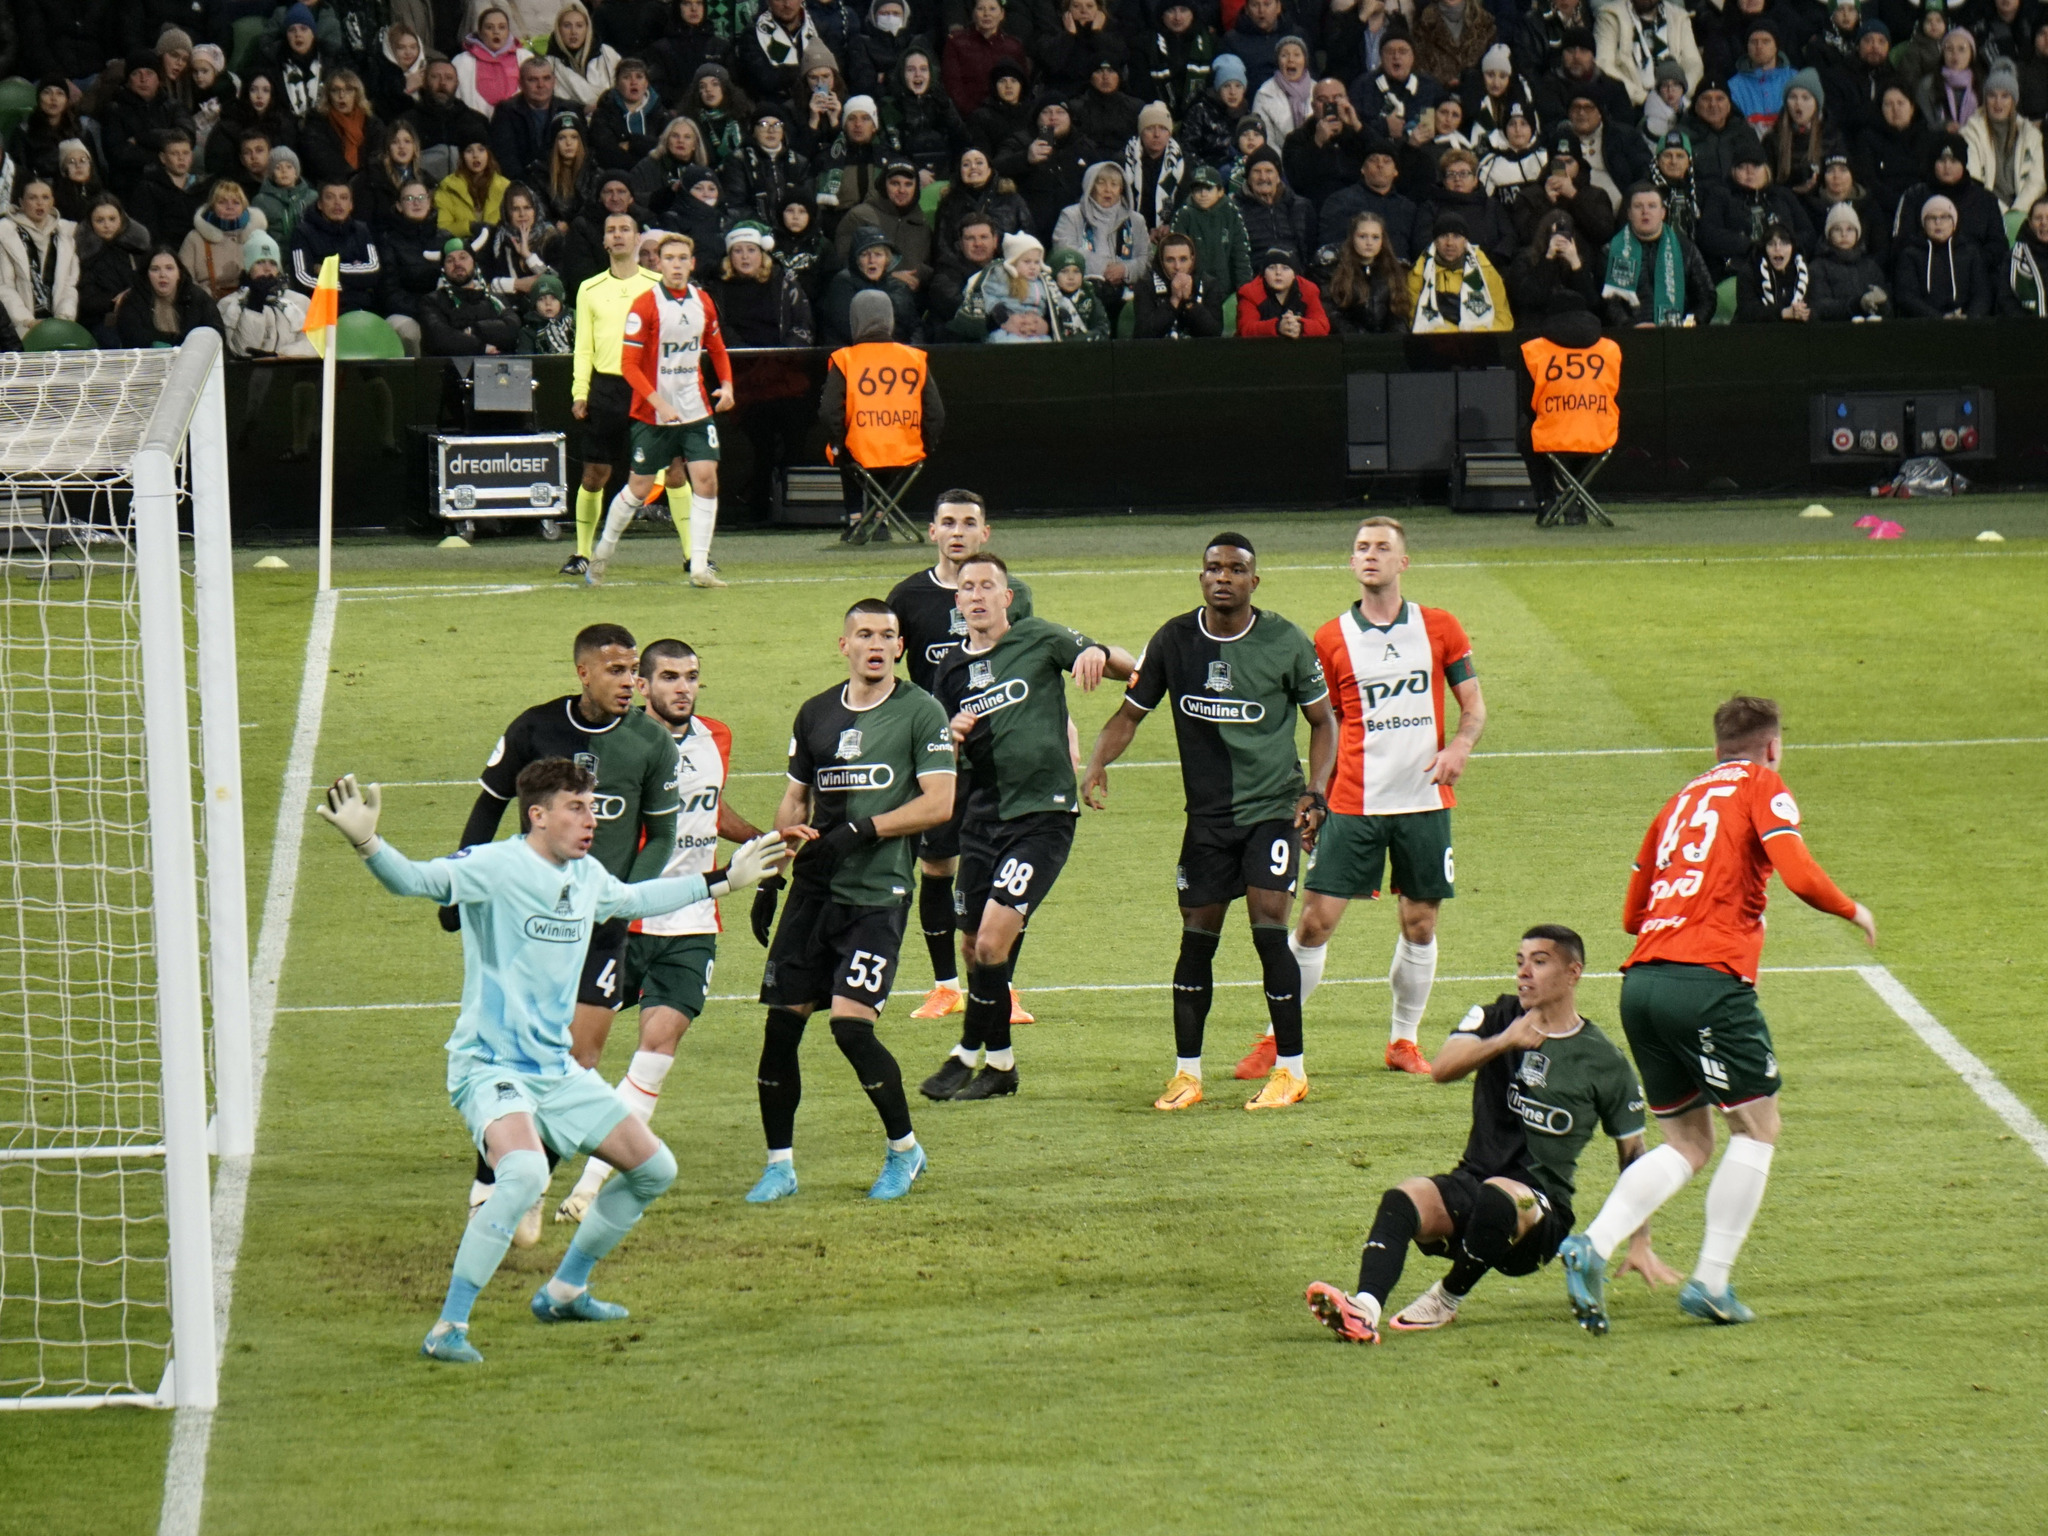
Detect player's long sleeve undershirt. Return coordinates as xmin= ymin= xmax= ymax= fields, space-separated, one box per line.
xmin=364 ymin=840 xmax=711 ymax=919
xmin=457 ymin=789 xmax=508 ymax=852
xmin=627 ymin=803 xmax=678 ymax=884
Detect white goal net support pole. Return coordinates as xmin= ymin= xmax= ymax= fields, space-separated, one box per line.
xmin=0 ymin=334 xmax=248 ymax=1412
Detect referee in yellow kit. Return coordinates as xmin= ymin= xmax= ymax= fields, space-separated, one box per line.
xmin=565 ymin=209 xmax=658 ymax=576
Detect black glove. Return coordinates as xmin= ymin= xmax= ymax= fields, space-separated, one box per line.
xmin=437 ymin=904 xmax=461 ymax=932
xmin=750 ymin=874 xmax=784 ymax=947
xmin=819 ymin=817 xmax=878 ymax=857
xmin=246 ymin=274 xmax=279 ymax=312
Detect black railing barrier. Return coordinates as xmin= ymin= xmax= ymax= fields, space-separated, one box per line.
xmin=219 ymin=321 xmax=2044 ymax=535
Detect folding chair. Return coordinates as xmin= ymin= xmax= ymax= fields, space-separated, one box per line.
xmin=1536 ymin=449 xmax=1614 ymax=527
xmin=840 ymin=456 xmax=928 ymax=545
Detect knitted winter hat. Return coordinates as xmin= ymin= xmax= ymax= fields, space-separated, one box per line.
xmin=1138 ymin=101 xmax=1173 ymax=133
xmin=726 ymin=220 xmax=776 ymax=250
xmin=1654 ymin=58 xmax=1688 ymax=89
xmin=285 ymin=4 xmax=317 ymax=30
xmin=1481 ymin=43 xmax=1513 ymax=74
xmin=534 ymin=273 xmax=567 ymax=300
xmin=1211 ymin=54 xmax=1247 ymax=88
xmin=1049 ymin=245 xmax=1087 ymax=274
xmin=843 ymin=94 xmax=879 ymax=120
xmin=1786 ymin=67 xmax=1825 ymax=109
xmin=242 ymin=230 xmax=282 ymax=268
xmin=1824 ymin=202 xmax=1862 ymax=239
xmin=1987 ymin=61 xmax=2021 ymax=99
xmin=1001 ymin=230 xmax=1043 ymax=264
xmin=156 ymin=28 xmax=195 ymax=56
xmin=1921 ymin=193 xmax=1958 ymax=223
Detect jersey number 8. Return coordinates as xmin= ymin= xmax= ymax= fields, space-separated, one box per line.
xmin=995 ymin=857 xmax=1034 ymax=897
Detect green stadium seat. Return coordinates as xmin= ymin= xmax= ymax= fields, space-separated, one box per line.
xmin=1713 ymin=276 xmax=1736 ymax=325
xmin=335 ymin=310 xmax=407 ymax=359
xmin=1219 ymin=294 xmax=1236 ymax=332
xmin=23 ymin=318 xmax=96 ymax=351
xmin=229 ymin=17 xmax=268 ymax=78
xmin=920 ymin=178 xmax=948 ymax=218
xmin=1115 ymin=293 xmax=1134 ymax=336
xmin=0 ymin=77 xmax=36 ymax=147
xmin=2006 ymin=208 xmax=2025 ymax=243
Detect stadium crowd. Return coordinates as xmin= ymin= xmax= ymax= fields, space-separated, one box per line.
xmin=4 ymin=0 xmax=2048 ymax=356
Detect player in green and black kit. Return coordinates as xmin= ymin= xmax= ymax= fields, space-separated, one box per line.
xmin=452 ymin=623 xmax=681 ymax=1230
xmin=919 ymin=553 xmax=1136 ymax=1103
xmin=1305 ymin=926 xmax=1678 ymax=1345
xmin=1082 ymin=535 xmax=1337 ymax=1112
xmin=745 ymin=599 xmax=958 ymax=1204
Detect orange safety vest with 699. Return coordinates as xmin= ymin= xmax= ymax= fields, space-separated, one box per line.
xmin=828 ymin=340 xmax=929 ymax=468
xmin=1521 ymin=335 xmax=1623 ymax=454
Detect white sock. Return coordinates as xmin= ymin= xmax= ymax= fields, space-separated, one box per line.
xmin=1262 ymin=1025 xmax=1274 ymax=1039
xmin=986 ymin=1046 xmax=1016 ymax=1071
xmin=1388 ymin=936 xmax=1437 ymax=1044
xmin=766 ymin=1147 xmax=794 ymax=1165
xmin=1431 ymin=1280 xmax=1465 ymax=1307
xmin=935 ymin=975 xmax=959 ymax=990
xmin=688 ymin=493 xmax=718 ymax=573
xmin=467 ymin=1179 xmax=489 ymax=1209
xmin=950 ymin=1044 xmax=983 ymax=1067
xmin=1290 ymin=935 xmax=1328 ymax=1002
xmin=887 ymin=1132 xmax=918 ymax=1152
xmin=1175 ymin=1056 xmax=1202 ymax=1079
xmin=1585 ymin=1143 xmax=1695 ymax=1260
xmin=544 ymin=1276 xmax=584 ymax=1301
xmin=1350 ymin=1291 xmax=1383 ymax=1328
xmin=1276 ymin=1053 xmax=1304 ymax=1077
xmin=594 ymin=488 xmax=640 ymax=561
xmin=620 ymin=1050 xmax=672 ymax=1122
xmin=1693 ymin=1136 xmax=1774 ymax=1292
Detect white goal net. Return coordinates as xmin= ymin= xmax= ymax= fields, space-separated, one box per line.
xmin=0 ymin=338 xmax=248 ymax=1411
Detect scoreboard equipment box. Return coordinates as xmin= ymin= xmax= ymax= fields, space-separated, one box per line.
xmin=432 ymin=433 xmax=568 ymax=523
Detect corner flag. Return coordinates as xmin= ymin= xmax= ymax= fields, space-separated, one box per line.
xmin=303 ymin=255 xmax=341 ymax=354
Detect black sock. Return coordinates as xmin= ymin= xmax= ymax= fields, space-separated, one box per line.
xmin=1443 ymin=1253 xmax=1490 ymax=1298
xmin=919 ymin=873 xmax=957 ymax=983
xmin=756 ymin=1008 xmax=807 ymax=1151
xmin=475 ymin=1144 xmax=558 ymax=1186
xmin=830 ymin=1015 xmax=912 ymax=1140
xmin=1008 ymin=928 xmax=1026 ymax=978
xmin=1356 ymin=1187 xmax=1421 ymax=1305
xmin=967 ymin=961 xmax=1012 ymax=1056
xmin=1172 ymin=927 xmax=1221 ymax=1060
xmin=1251 ymin=923 xmax=1302 ymax=1058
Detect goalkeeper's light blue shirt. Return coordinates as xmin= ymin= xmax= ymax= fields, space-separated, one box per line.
xmin=364 ymin=837 xmax=707 ymax=1076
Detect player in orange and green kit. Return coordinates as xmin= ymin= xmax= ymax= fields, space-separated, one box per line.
xmin=1558 ymin=695 xmax=1877 ymax=1335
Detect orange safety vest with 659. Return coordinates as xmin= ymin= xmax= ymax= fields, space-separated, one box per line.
xmin=1521 ymin=336 xmax=1623 ymax=454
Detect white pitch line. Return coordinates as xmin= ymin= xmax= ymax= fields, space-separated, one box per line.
xmin=1859 ymin=965 xmax=2048 ymax=1167
xmin=272 ymin=964 xmax=1864 ymax=1015
xmin=159 ymin=588 xmax=339 ymax=1536
xmin=317 ymin=543 xmax=2045 ymax=600
xmin=330 ymin=737 xmax=2048 ymax=795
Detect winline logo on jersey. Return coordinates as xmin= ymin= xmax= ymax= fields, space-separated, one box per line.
xmin=1179 ymin=695 xmax=1266 ymax=724
xmin=961 ymin=679 xmax=1029 ymax=717
xmin=1507 ymin=1083 xmax=1574 ymax=1136
xmin=815 ymin=763 xmax=896 ymax=791
xmin=523 ymin=914 xmax=588 ymax=943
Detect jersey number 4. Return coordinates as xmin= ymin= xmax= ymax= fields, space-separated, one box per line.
xmin=1655 ymin=786 xmax=1736 ymax=870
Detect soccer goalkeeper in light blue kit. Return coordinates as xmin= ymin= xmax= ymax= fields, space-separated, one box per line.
xmin=317 ymin=757 xmax=789 ymax=1364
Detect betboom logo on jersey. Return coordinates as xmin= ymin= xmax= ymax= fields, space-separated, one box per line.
xmin=815 ymin=763 xmax=896 ymax=791
xmin=1360 ymin=668 xmax=1431 ymax=710
xmin=962 ymin=679 xmax=1029 ymax=718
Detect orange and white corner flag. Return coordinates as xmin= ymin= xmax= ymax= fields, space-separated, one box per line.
xmin=303 ymin=254 xmax=341 ymax=354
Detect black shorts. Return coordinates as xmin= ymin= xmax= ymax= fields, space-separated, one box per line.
xmin=579 ymin=373 xmax=633 ymax=468
xmin=918 ymin=791 xmax=968 ymax=863
xmin=955 ymin=810 xmax=1076 ymax=930
xmin=1419 ymin=1169 xmax=1573 ymax=1277
xmin=759 ymin=884 xmax=909 ymax=1012
xmin=578 ymin=918 xmax=631 ymax=1011
xmin=1176 ymin=817 xmax=1300 ymax=908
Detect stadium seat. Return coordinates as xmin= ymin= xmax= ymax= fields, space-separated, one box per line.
xmin=1115 ymin=295 xmax=1134 ymax=337
xmin=0 ymin=77 xmax=35 ymax=146
xmin=1713 ymin=276 xmax=1736 ymax=325
xmin=229 ymin=17 xmax=268 ymax=76
xmin=23 ymin=318 xmax=96 ymax=352
xmin=920 ymin=179 xmax=948 ymax=219
xmin=1219 ymin=294 xmax=1236 ymax=332
xmin=335 ymin=311 xmax=407 ymax=359
xmin=2006 ymin=208 xmax=2026 ymax=243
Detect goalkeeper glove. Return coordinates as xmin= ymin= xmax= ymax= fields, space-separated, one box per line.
xmin=437 ymin=904 xmax=462 ymax=932
xmin=316 ymin=774 xmax=382 ymax=855
xmin=750 ymin=874 xmax=784 ymax=947
xmin=708 ymin=830 xmax=791 ymax=899
xmin=818 ymin=817 xmax=879 ymax=857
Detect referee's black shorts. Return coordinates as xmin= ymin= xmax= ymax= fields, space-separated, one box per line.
xmin=579 ymin=373 xmax=633 ymax=468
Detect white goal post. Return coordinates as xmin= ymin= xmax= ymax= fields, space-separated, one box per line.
xmin=0 ymin=334 xmax=250 ymax=1411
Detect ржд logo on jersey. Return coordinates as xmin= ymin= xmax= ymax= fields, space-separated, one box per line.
xmin=1360 ymin=669 xmax=1431 ymax=710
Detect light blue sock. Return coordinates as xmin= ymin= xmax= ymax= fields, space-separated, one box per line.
xmin=553 ymin=1144 xmax=676 ymax=1289
xmin=441 ymin=1148 xmax=548 ymax=1324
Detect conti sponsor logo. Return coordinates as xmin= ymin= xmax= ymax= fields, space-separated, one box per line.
xmin=1178 ymin=695 xmax=1267 ymax=724
xmin=814 ymin=763 xmax=897 ymax=791
xmin=523 ymin=915 xmax=587 ymax=943
xmin=961 ymin=679 xmax=1029 ymax=717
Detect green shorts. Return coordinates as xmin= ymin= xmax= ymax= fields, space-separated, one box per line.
xmin=1305 ymin=809 xmax=1454 ymax=901
xmin=623 ymin=931 xmax=717 ymax=1018
xmin=1619 ymin=961 xmax=1782 ymax=1114
xmin=447 ymin=1053 xmax=628 ymax=1158
xmin=629 ymin=417 xmax=720 ymax=472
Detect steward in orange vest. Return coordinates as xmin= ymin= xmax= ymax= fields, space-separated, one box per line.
xmin=1515 ymin=294 xmax=1620 ymax=513
xmin=820 ymin=290 xmax=947 ymax=471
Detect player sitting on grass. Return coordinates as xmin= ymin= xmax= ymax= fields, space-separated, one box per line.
xmin=316 ymin=759 xmax=788 ymax=1363
xmin=588 ymin=232 xmax=733 ymax=588
xmin=1306 ymin=925 xmax=1677 ymax=1344
xmin=556 ymin=639 xmax=769 ymax=1223
xmin=1557 ymin=696 xmax=1877 ymax=1335
xmin=1082 ymin=534 xmax=1336 ymax=1111
xmin=747 ymin=600 xmax=958 ymax=1203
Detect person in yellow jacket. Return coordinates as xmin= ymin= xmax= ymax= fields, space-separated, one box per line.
xmin=818 ymin=290 xmax=946 ymax=539
xmin=433 ymin=133 xmax=511 ymax=239
xmin=1406 ymin=213 xmax=1515 ymax=332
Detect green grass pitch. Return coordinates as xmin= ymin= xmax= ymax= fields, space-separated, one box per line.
xmin=3 ymin=501 xmax=2047 ymax=1534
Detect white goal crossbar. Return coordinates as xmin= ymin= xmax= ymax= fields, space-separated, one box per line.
xmin=0 ymin=334 xmax=249 ymax=1411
